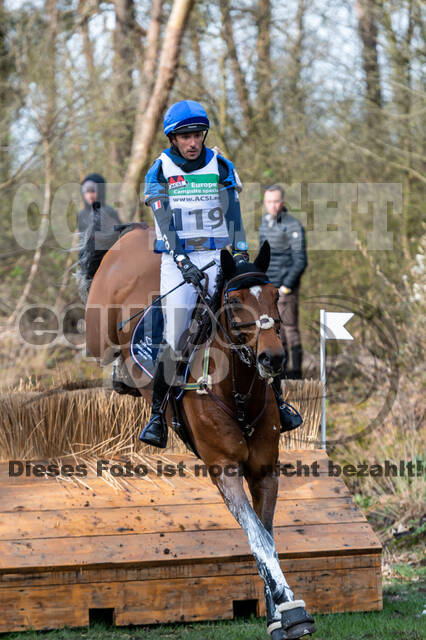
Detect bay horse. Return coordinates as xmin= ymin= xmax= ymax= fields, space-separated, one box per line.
xmin=84 ymin=225 xmax=316 ymax=639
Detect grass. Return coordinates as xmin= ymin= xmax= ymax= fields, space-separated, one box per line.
xmin=1 ymin=580 xmax=425 ymax=640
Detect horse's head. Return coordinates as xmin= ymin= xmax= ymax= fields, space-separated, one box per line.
xmin=220 ymin=241 xmax=285 ymax=379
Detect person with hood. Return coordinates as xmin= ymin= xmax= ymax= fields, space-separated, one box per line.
xmin=77 ymin=173 xmax=122 ymax=282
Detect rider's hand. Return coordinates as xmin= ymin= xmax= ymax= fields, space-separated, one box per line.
xmin=174 ymin=254 xmax=204 ymax=288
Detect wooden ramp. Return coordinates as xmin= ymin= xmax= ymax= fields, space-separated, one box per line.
xmin=0 ymin=450 xmax=382 ymax=631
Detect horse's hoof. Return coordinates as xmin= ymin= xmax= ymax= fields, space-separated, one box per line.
xmin=267 ymin=621 xmax=286 ymax=639
xmin=277 ymin=600 xmax=316 ymax=638
xmin=285 ymin=622 xmax=316 ymax=639
xmin=268 ymin=621 xmax=316 ymax=639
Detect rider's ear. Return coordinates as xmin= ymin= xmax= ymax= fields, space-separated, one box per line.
xmin=220 ymin=249 xmax=236 ymax=279
xmin=254 ymin=240 xmax=270 ymax=272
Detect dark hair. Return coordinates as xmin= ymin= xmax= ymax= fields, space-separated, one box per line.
xmin=265 ymin=184 xmax=285 ymax=198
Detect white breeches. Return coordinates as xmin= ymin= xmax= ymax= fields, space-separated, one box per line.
xmin=160 ymin=250 xmax=221 ymax=352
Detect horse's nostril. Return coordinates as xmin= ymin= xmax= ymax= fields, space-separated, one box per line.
xmin=259 ymin=352 xmax=271 ymax=367
xmin=259 ymin=352 xmax=284 ymax=373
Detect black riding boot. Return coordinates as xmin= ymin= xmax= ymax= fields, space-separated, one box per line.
xmin=272 ymin=377 xmax=303 ymax=433
xmin=288 ymin=344 xmax=303 ymax=380
xmin=139 ymin=344 xmax=176 ymax=448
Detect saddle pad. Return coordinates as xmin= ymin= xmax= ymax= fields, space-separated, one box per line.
xmin=130 ymin=302 xmax=164 ymax=379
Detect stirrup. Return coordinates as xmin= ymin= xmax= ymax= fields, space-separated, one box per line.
xmin=279 ymin=400 xmax=303 ymax=433
xmin=139 ymin=412 xmax=168 ymax=448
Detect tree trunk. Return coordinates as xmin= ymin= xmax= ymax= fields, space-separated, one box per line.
xmin=355 ymin=0 xmax=382 ymax=131
xmin=120 ymin=0 xmax=194 ymax=221
xmin=78 ymin=0 xmax=96 ymax=79
xmin=140 ymin=0 xmax=162 ymax=100
xmin=0 ymin=0 xmax=13 ymax=184
xmin=379 ymin=0 xmax=415 ymax=260
xmin=112 ymin=0 xmax=135 ymax=168
xmin=255 ymin=0 xmax=271 ymax=123
xmin=219 ymin=0 xmax=252 ymax=134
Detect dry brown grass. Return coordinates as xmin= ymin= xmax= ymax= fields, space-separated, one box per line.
xmin=0 ymin=378 xmax=322 ymax=461
xmin=331 ymin=373 xmax=425 ymax=535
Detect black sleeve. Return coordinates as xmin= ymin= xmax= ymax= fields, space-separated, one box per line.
xmin=282 ymin=225 xmax=307 ymax=289
xmin=77 ymin=210 xmax=88 ymax=234
xmin=109 ymin=206 xmax=121 ymax=225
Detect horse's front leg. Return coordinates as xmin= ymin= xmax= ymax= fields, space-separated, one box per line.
xmin=213 ymin=471 xmax=293 ymax=605
xmin=243 ymin=435 xmax=316 ymax=639
xmin=244 ymin=464 xmax=283 ymax=636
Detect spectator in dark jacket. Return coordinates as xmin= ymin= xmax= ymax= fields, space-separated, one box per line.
xmin=259 ymin=185 xmax=307 ymax=378
xmin=77 ymin=173 xmax=122 ymax=281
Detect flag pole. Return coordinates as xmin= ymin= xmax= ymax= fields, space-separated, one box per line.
xmin=320 ymin=309 xmax=327 ymax=450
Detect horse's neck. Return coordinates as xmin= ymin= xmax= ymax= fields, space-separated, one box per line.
xmin=209 ymin=322 xmax=264 ymax=399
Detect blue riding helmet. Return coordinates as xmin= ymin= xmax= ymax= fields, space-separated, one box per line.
xmin=163 ymin=100 xmax=210 ymax=136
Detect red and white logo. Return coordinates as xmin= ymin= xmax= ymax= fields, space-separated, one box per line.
xmin=168 ymin=175 xmax=188 ymax=189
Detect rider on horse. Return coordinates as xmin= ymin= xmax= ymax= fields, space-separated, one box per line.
xmin=140 ymin=100 xmax=301 ymax=449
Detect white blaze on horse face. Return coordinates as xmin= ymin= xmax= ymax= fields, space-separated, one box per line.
xmin=250 ymin=285 xmax=262 ymax=300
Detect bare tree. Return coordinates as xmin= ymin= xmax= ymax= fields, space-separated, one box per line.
xmin=120 ymin=0 xmax=194 ymax=221
xmin=256 ymin=0 xmax=272 ymax=122
xmin=112 ymin=0 xmax=136 ymax=167
xmin=355 ymin=0 xmax=382 ymax=131
xmin=219 ymin=0 xmax=252 ymax=134
xmin=0 ymin=0 xmax=13 ymax=185
xmin=8 ymin=0 xmax=57 ymax=325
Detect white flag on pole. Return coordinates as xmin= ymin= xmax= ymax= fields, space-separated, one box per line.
xmin=323 ymin=312 xmax=354 ymax=340
xmin=319 ymin=310 xmax=355 ymax=450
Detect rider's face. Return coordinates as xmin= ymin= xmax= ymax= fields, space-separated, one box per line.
xmin=171 ymin=131 xmax=204 ymax=160
xmin=264 ymin=190 xmax=285 ymax=217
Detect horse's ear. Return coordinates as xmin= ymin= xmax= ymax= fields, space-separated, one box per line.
xmin=254 ymin=240 xmax=270 ymax=273
xmin=220 ymin=249 xmax=236 ymax=279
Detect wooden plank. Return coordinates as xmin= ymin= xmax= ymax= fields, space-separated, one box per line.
xmin=0 ymin=553 xmax=381 ymax=588
xmin=0 ymin=522 xmax=381 ymax=572
xmin=0 ymin=497 xmax=365 ymax=541
xmin=0 ymin=473 xmax=351 ymax=513
xmin=0 ymin=563 xmax=382 ymax=632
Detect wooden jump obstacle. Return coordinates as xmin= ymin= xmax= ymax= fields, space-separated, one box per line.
xmin=0 ymin=450 xmax=382 ymax=632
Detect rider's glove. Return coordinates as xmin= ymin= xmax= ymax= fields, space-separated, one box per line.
xmin=174 ymin=254 xmax=204 ymax=288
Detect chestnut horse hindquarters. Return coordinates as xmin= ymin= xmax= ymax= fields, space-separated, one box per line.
xmin=84 ymin=227 xmax=161 ymax=383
